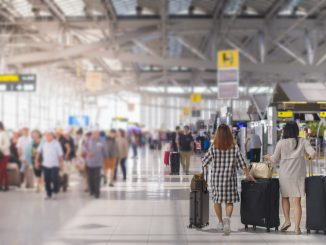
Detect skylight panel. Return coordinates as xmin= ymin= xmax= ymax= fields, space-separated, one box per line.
xmin=11 ymin=0 xmax=34 ymax=17
xmin=53 ymin=0 xmax=85 ymax=16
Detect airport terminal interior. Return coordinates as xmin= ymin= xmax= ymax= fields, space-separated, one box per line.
xmin=1 ymin=0 xmax=326 ymax=244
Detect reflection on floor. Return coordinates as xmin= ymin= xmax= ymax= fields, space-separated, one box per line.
xmin=1 ymin=148 xmax=326 ymax=245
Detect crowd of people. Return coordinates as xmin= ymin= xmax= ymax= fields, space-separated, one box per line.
xmin=0 ymin=122 xmax=133 ymax=199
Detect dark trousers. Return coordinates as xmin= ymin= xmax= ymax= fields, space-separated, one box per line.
xmin=87 ymin=166 xmax=101 ymax=198
xmin=250 ymin=148 xmax=261 ymax=163
xmin=43 ymin=167 xmax=59 ymax=197
xmin=114 ymin=158 xmax=127 ymax=181
xmin=0 ymin=156 xmax=10 ymax=188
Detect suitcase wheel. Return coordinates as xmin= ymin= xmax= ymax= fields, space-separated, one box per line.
xmin=253 ymin=226 xmax=256 ymax=231
xmin=267 ymin=228 xmax=270 ymax=233
xmin=307 ymin=229 xmax=311 ymax=234
xmin=245 ymin=225 xmax=248 ymax=231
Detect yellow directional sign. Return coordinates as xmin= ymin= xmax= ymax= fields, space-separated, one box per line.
xmin=278 ymin=111 xmax=293 ymax=118
xmin=218 ymin=50 xmax=239 ymax=69
xmin=190 ymin=93 xmax=201 ymax=103
xmin=320 ymin=111 xmax=326 ymax=118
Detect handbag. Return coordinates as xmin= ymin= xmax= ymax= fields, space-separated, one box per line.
xmin=190 ymin=173 xmax=207 ymax=192
xmin=249 ymin=161 xmax=273 ymax=179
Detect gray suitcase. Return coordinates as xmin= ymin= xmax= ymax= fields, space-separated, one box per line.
xmin=188 ymin=167 xmax=209 ymax=228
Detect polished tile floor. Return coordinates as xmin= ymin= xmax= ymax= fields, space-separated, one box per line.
xmin=1 ymin=148 xmax=326 ymax=245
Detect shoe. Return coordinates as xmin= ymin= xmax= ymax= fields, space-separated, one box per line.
xmin=109 ymin=183 xmax=114 ymax=187
xmin=217 ymin=222 xmax=224 ymax=231
xmin=223 ymin=218 xmax=231 ymax=235
xmin=281 ymin=222 xmax=291 ymax=232
xmin=295 ymin=228 xmax=302 ymax=235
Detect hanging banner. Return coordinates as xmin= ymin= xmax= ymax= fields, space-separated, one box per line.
xmin=190 ymin=93 xmax=201 ymax=103
xmin=86 ymin=72 xmax=102 ymax=92
xmin=217 ymin=49 xmax=239 ymax=99
xmin=182 ymin=106 xmax=190 ymax=116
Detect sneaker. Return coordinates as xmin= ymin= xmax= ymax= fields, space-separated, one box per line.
xmin=217 ymin=222 xmax=224 ymax=231
xmin=223 ymin=218 xmax=231 ymax=235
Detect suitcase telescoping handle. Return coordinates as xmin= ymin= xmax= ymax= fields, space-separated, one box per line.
xmin=308 ymin=158 xmax=313 ymax=177
xmin=202 ymin=166 xmax=208 ymax=183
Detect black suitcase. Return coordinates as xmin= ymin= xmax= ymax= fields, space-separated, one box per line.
xmin=60 ymin=173 xmax=69 ymax=192
xmin=170 ymin=152 xmax=180 ymax=175
xmin=305 ymin=176 xmax=326 ymax=234
xmin=241 ymin=179 xmax=280 ymax=232
xmin=189 ymin=168 xmax=209 ymax=229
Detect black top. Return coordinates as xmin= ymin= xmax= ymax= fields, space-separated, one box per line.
xmin=179 ymin=133 xmax=194 ymax=152
xmin=59 ymin=136 xmax=76 ymax=160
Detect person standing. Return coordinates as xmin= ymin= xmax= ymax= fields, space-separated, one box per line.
xmin=83 ymin=128 xmax=106 ymax=198
xmin=264 ymin=122 xmax=316 ymax=235
xmin=246 ymin=129 xmax=262 ymax=162
xmin=25 ymin=130 xmax=43 ymax=192
xmin=202 ymin=124 xmax=254 ymax=235
xmin=17 ymin=127 xmax=32 ymax=187
xmin=0 ymin=122 xmax=11 ymax=191
xmin=179 ymin=125 xmax=194 ymax=175
xmin=35 ymin=130 xmax=64 ymax=199
xmin=104 ymin=129 xmax=119 ymax=187
xmin=115 ymin=129 xmax=129 ymax=181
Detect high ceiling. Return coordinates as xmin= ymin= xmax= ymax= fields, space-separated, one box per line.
xmin=1 ymin=0 xmax=326 ymax=97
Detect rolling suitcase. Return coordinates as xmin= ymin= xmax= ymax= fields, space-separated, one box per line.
xmin=60 ymin=173 xmax=69 ymax=192
xmin=241 ymin=179 xmax=280 ymax=232
xmin=25 ymin=164 xmax=34 ymax=188
xmin=7 ymin=163 xmax=21 ymax=187
xmin=169 ymin=152 xmax=180 ymax=175
xmin=305 ymin=160 xmax=326 ymax=234
xmin=189 ymin=167 xmax=209 ymax=229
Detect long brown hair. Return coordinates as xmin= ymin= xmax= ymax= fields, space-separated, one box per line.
xmin=214 ymin=124 xmax=235 ymax=151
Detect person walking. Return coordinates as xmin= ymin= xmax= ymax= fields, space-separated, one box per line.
xmin=35 ymin=130 xmax=64 ymax=200
xmin=202 ymin=124 xmax=254 ymax=235
xmin=179 ymin=125 xmax=194 ymax=175
xmin=17 ymin=127 xmax=33 ymax=187
xmin=83 ymin=128 xmax=106 ymax=198
xmin=104 ymin=129 xmax=119 ymax=187
xmin=0 ymin=122 xmax=11 ymax=191
xmin=115 ymin=129 xmax=129 ymax=181
xmin=246 ymin=129 xmax=262 ymax=162
xmin=264 ymin=122 xmax=316 ymax=235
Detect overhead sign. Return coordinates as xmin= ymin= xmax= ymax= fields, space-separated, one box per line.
xmin=217 ymin=49 xmax=239 ymax=99
xmin=113 ymin=117 xmax=128 ymax=122
xmin=0 ymin=74 xmax=36 ymax=92
xmin=218 ymin=50 xmax=239 ymax=69
xmin=190 ymin=93 xmax=201 ymax=103
xmin=320 ymin=112 xmax=326 ymax=118
xmin=278 ymin=111 xmax=293 ymax=118
xmin=68 ymin=115 xmax=90 ymax=127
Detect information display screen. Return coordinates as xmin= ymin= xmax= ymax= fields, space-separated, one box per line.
xmin=0 ymin=74 xmax=36 ymax=92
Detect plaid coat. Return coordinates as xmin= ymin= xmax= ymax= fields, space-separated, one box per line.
xmin=202 ymin=145 xmax=247 ymax=203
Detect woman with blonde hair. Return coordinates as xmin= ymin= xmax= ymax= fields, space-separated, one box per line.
xmin=202 ymin=124 xmax=254 ymax=235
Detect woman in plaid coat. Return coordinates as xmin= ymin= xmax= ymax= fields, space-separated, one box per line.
xmin=202 ymin=124 xmax=254 ymax=235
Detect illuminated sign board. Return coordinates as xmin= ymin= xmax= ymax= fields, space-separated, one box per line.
xmin=0 ymin=74 xmax=36 ymax=92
